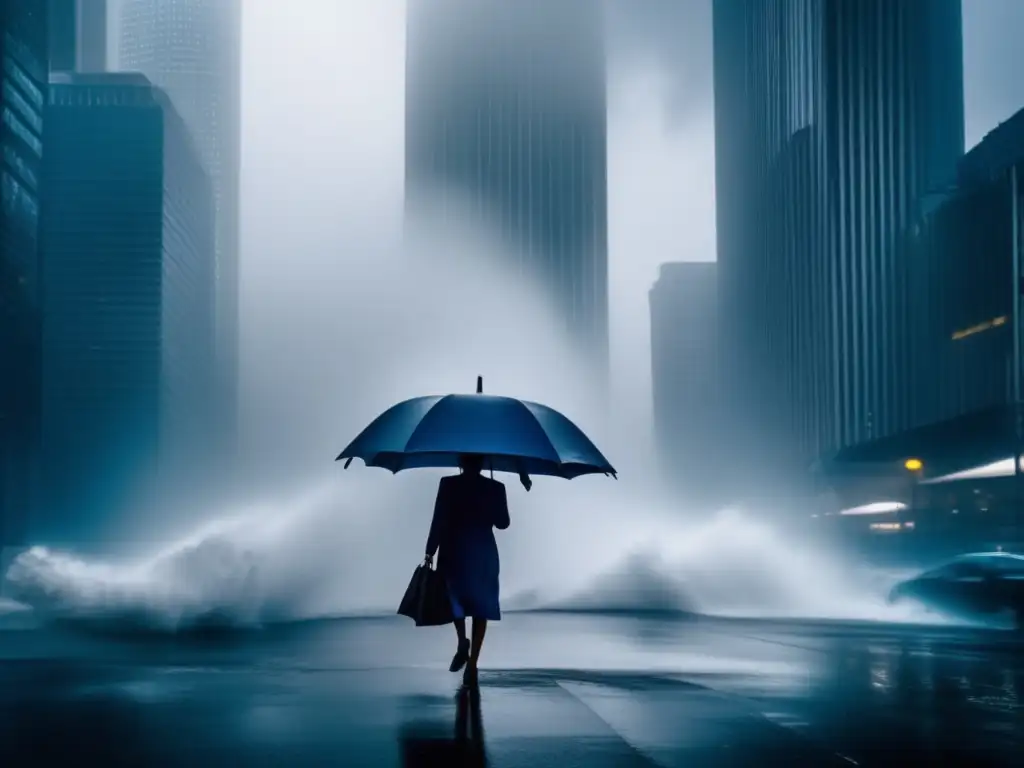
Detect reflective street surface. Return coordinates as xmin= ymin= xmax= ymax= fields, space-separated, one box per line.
xmin=1 ymin=614 xmax=1022 ymax=766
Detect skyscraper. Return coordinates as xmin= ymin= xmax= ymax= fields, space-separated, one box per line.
xmin=909 ymin=107 xmax=1024 ymax=427
xmin=39 ymin=72 xmax=216 ymax=545
xmin=49 ymin=0 xmax=107 ymax=72
xmin=0 ymin=1 xmax=47 ymax=547
xmin=713 ymin=0 xmax=965 ymax=488
xmin=650 ymin=262 xmax=725 ymax=505
xmin=405 ymin=0 xmax=609 ymax=371
xmin=119 ymin=0 xmax=242 ymax=455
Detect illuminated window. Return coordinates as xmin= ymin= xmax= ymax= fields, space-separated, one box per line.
xmin=951 ymin=315 xmax=1008 ymax=341
xmin=869 ymin=522 xmax=903 ymax=532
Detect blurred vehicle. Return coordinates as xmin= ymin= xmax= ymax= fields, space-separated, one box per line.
xmin=888 ymin=552 xmax=1024 ymax=629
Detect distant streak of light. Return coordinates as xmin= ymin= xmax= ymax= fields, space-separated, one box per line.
xmin=837 ymin=501 xmax=907 ymax=516
xmin=922 ymin=457 xmax=1022 ymax=484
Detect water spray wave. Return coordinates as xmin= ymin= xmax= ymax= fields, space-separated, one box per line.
xmin=3 ymin=491 xmax=936 ymax=632
xmin=0 ymin=208 xmax=940 ymax=633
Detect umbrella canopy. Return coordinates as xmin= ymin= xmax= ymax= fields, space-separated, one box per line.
xmin=336 ymin=378 xmax=615 ymax=490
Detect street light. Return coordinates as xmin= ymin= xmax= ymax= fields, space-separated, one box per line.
xmin=904 ymin=458 xmax=923 ymax=472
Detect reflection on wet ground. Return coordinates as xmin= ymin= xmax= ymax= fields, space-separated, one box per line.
xmin=399 ymin=685 xmax=487 ymax=768
xmin=737 ymin=632 xmax=1024 ymax=767
xmin=0 ymin=614 xmax=1021 ymax=766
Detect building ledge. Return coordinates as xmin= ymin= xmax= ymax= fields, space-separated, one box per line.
xmin=823 ymin=404 xmax=1023 ymax=475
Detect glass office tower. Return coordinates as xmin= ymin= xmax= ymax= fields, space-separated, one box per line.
xmin=713 ymin=0 xmax=965 ymax=486
xmin=0 ymin=1 xmax=47 ymax=547
xmin=40 ymin=73 xmax=215 ymax=545
xmin=406 ymin=0 xmax=609 ymax=374
xmin=120 ymin=0 xmax=242 ymax=456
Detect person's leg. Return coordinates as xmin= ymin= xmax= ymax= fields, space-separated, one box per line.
xmin=469 ymin=618 xmax=488 ymax=667
xmin=462 ymin=618 xmax=488 ymax=685
xmin=450 ymin=618 xmax=470 ymax=672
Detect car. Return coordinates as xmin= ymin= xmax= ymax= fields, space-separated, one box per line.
xmin=887 ymin=552 xmax=1024 ymax=629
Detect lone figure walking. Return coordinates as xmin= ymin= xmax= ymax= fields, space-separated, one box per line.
xmin=425 ymin=453 xmax=510 ymax=685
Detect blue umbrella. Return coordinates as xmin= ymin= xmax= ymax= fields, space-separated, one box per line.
xmin=336 ymin=377 xmax=616 ymax=490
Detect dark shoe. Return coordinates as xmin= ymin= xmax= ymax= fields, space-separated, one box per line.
xmin=449 ymin=639 xmax=470 ymax=672
xmin=462 ymin=664 xmax=479 ymax=687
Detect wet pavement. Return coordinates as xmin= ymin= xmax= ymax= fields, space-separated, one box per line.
xmin=1 ymin=614 xmax=1022 ymax=766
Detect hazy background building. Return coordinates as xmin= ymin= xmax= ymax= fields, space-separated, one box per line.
xmin=713 ymin=0 xmax=965 ymax=499
xmin=649 ymin=262 xmax=725 ymax=507
xmin=38 ymin=72 xmax=215 ymax=546
xmin=49 ymin=0 xmax=108 ymax=72
xmin=405 ymin=0 xmax=609 ymax=376
xmin=0 ymin=1 xmax=47 ymax=548
xmin=118 ymin=0 xmax=242 ymax=459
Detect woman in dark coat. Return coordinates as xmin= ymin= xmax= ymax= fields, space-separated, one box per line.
xmin=424 ymin=453 xmax=510 ymax=685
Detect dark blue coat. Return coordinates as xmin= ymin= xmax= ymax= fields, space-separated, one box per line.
xmin=425 ymin=473 xmax=510 ymax=620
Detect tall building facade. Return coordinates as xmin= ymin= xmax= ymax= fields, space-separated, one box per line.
xmin=910 ymin=108 xmax=1024 ymax=428
xmin=650 ymin=262 xmax=725 ymax=506
xmin=713 ymin=0 xmax=965 ymax=489
xmin=0 ymin=1 xmax=47 ymax=547
xmin=39 ymin=72 xmax=215 ymax=545
xmin=406 ymin=0 xmax=609 ymax=372
xmin=119 ymin=0 xmax=242 ymax=456
xmin=49 ymin=0 xmax=107 ymax=71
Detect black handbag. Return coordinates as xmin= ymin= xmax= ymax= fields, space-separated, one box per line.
xmin=398 ymin=563 xmax=455 ymax=626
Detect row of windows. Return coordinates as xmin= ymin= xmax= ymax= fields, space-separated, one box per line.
xmin=3 ymin=79 xmax=41 ymax=135
xmin=49 ymin=83 xmax=159 ymax=109
xmin=2 ymin=31 xmax=45 ymax=88
xmin=2 ymin=106 xmax=42 ymax=156
xmin=1 ymin=168 xmax=39 ymax=229
xmin=3 ymin=142 xmax=37 ymax=190
xmin=3 ymin=54 xmax=42 ymax=110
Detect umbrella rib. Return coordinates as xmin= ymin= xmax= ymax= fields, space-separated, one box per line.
xmin=401 ymin=395 xmax=451 ymax=453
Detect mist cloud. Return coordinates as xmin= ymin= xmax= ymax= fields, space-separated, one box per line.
xmin=606 ymin=0 xmax=713 ymax=130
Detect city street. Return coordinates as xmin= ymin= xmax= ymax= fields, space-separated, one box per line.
xmin=1 ymin=613 xmax=1022 ymax=766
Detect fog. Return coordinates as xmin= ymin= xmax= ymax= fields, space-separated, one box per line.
xmin=2 ymin=193 xmax=926 ymax=631
xmin=6 ymin=0 xmax=1004 ymax=630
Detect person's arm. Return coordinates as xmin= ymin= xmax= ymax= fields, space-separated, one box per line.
xmin=425 ymin=479 xmax=448 ymax=562
xmin=493 ymin=482 xmax=510 ymax=530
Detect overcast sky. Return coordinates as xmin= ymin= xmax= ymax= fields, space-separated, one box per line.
xmin=230 ymin=0 xmax=1023 ymax=440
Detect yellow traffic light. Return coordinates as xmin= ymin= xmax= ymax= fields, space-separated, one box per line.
xmin=904 ymin=458 xmax=923 ymax=472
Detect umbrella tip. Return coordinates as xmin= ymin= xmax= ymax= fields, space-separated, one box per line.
xmin=476 ymin=375 xmax=483 ymax=394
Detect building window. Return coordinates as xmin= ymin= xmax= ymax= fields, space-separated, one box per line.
xmin=2 ymin=169 xmax=40 ymax=229
xmin=2 ymin=106 xmax=42 ymax=156
xmin=951 ymin=315 xmax=1008 ymax=341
